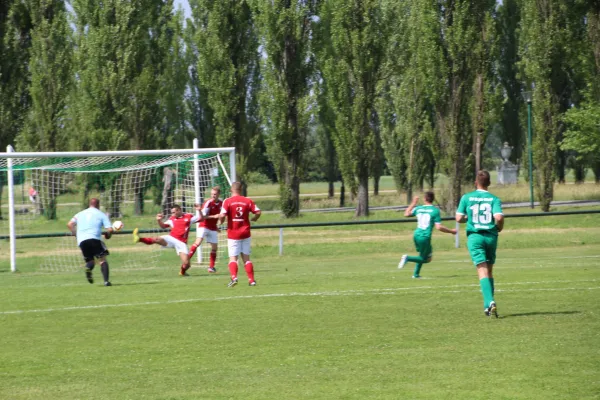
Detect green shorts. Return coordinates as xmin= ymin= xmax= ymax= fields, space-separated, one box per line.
xmin=414 ymin=234 xmax=433 ymax=261
xmin=467 ymin=232 xmax=498 ymax=266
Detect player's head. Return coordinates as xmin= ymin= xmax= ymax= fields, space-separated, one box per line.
xmin=89 ymin=198 xmax=100 ymax=208
xmin=424 ymin=191 xmax=435 ymax=204
xmin=231 ymin=182 xmax=242 ymax=195
xmin=476 ymin=170 xmax=491 ymax=189
xmin=171 ymin=204 xmax=183 ymax=218
xmin=211 ymin=186 xmax=220 ymax=200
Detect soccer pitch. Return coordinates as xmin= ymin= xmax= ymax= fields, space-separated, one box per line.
xmin=1 ymin=216 xmax=599 ymax=399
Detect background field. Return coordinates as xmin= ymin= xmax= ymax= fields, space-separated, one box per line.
xmin=1 ymin=207 xmax=599 ymax=399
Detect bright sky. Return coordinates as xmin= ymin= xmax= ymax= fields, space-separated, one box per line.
xmin=174 ymin=0 xmax=192 ymax=19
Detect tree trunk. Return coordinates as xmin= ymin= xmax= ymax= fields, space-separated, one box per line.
xmin=161 ymin=167 xmax=175 ymax=216
xmin=280 ymin=154 xmax=300 ymax=217
xmin=557 ymin=149 xmax=566 ymax=183
xmin=373 ymin=175 xmax=379 ymax=196
xmin=340 ymin=181 xmax=345 ymax=207
xmin=593 ymin=160 xmax=600 ymax=183
xmin=574 ymin=161 xmax=586 ymax=184
xmin=355 ymin=168 xmax=369 ymax=217
xmin=328 ymin=181 xmax=334 ymax=198
xmin=406 ymin=138 xmax=414 ymax=204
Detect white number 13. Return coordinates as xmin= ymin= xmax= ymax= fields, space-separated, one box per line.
xmin=469 ymin=203 xmax=492 ymax=224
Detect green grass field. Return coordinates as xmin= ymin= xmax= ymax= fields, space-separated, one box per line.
xmin=1 ymin=211 xmax=599 ymax=399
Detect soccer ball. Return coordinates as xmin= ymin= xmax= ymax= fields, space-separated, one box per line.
xmin=112 ymin=220 xmax=124 ymax=231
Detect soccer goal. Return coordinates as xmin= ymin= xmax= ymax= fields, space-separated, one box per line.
xmin=0 ymin=140 xmax=235 ymax=273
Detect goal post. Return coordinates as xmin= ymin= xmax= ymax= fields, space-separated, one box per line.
xmin=0 ymin=143 xmax=236 ymax=273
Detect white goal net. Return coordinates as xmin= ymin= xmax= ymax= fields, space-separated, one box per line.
xmin=0 ymin=145 xmax=235 ymax=275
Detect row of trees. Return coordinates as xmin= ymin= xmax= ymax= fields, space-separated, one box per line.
xmin=1 ymin=0 xmax=599 ymax=217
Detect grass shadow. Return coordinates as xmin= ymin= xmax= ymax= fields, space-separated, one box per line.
xmin=501 ymin=311 xmax=580 ymax=318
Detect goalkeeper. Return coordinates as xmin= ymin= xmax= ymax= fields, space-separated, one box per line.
xmin=398 ymin=192 xmax=456 ymax=278
xmin=67 ymin=198 xmax=114 ymax=287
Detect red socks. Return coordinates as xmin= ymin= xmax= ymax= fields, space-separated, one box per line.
xmin=210 ymin=251 xmax=217 ymax=268
xmin=228 ymin=261 xmax=238 ymax=279
xmin=244 ymin=261 xmax=255 ymax=283
xmin=180 ymin=263 xmax=190 ymax=275
xmin=188 ymin=243 xmax=199 ymax=258
xmin=229 ymin=260 xmax=255 ymax=282
xmin=140 ymin=237 xmax=155 ymax=245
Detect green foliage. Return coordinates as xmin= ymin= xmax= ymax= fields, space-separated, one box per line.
xmin=17 ymin=0 xmax=72 ymax=152
xmin=189 ymin=0 xmax=261 ymax=189
xmin=253 ymin=0 xmax=317 ymax=217
xmin=0 ymin=0 xmax=32 ymax=152
xmin=519 ymin=0 xmax=588 ymax=210
xmin=561 ymin=101 xmax=600 ymax=159
xmin=245 ymin=170 xmax=272 ymax=185
xmin=69 ymin=0 xmax=184 ymax=151
xmin=318 ymin=0 xmax=391 ymax=216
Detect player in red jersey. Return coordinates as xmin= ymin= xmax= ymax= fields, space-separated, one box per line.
xmin=188 ymin=186 xmax=223 ymax=273
xmin=218 ymin=182 xmax=261 ymax=287
xmin=133 ymin=204 xmax=203 ymax=276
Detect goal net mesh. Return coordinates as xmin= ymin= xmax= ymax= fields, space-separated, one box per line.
xmin=0 ymin=152 xmax=232 ymax=274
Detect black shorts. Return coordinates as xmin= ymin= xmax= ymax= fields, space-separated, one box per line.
xmin=79 ymin=239 xmax=110 ymax=262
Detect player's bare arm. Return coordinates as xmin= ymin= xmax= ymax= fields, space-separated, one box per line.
xmin=455 ymin=213 xmax=467 ymax=223
xmin=156 ymin=213 xmax=169 ymax=229
xmin=217 ymin=213 xmax=226 ymax=225
xmin=404 ymin=196 xmax=419 ymax=217
xmin=435 ymin=223 xmax=457 ymax=235
xmin=103 ymin=227 xmax=114 ymax=239
xmin=494 ymin=214 xmax=504 ymax=232
xmin=194 ymin=203 xmax=205 ymax=221
xmin=251 ymin=210 xmax=262 ymax=222
xmin=67 ymin=220 xmax=76 ymax=235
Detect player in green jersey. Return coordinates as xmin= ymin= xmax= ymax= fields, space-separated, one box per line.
xmin=398 ymin=191 xmax=457 ymax=278
xmin=455 ymin=170 xmax=504 ymax=318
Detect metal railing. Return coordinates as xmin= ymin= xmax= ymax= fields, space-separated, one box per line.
xmin=2 ymin=209 xmax=599 ymax=257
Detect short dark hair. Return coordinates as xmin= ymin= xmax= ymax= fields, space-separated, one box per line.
xmin=172 ymin=204 xmax=181 ymax=210
xmin=477 ymin=170 xmax=491 ymax=188
xmin=89 ymin=198 xmax=100 ymax=208
xmin=424 ymin=191 xmax=435 ymax=203
xmin=231 ymin=182 xmax=242 ymax=193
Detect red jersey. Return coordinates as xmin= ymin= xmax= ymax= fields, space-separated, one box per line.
xmin=199 ymin=198 xmax=222 ymax=231
xmin=220 ymin=195 xmax=260 ymax=240
xmin=165 ymin=213 xmax=200 ymax=243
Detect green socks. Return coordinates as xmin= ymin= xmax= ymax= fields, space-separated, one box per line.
xmin=413 ymin=263 xmax=422 ymax=277
xmin=480 ymin=277 xmax=494 ymax=308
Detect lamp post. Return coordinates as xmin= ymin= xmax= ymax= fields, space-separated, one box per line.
xmin=522 ymin=91 xmax=534 ymax=209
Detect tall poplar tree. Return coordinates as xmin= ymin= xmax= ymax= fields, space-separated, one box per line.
xmin=70 ymin=0 xmax=183 ymax=151
xmin=496 ymin=0 xmax=523 ymax=163
xmin=189 ymin=0 xmax=260 ymax=193
xmin=18 ymin=0 xmax=72 ymax=152
xmin=318 ymin=0 xmax=390 ymax=217
xmin=415 ymin=0 xmax=494 ymax=210
xmin=253 ymin=0 xmax=317 ymax=217
xmin=378 ymin=0 xmax=435 ymax=203
xmin=519 ymin=0 xmax=587 ymax=210
xmin=0 ymin=0 xmax=33 ymax=219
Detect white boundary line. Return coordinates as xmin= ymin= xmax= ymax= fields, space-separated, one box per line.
xmin=1 ymin=281 xmax=599 ymax=315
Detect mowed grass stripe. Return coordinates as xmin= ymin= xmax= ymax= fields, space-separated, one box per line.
xmin=2 ymin=279 xmax=599 ymax=315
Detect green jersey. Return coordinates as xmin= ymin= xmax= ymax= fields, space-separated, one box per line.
xmin=456 ymin=189 xmax=503 ymax=236
xmin=411 ymin=205 xmax=442 ymax=239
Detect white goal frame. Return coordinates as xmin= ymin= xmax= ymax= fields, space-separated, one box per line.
xmin=1 ymin=139 xmax=236 ymax=272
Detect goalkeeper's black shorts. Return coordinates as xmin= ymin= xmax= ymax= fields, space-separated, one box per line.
xmin=79 ymin=239 xmax=110 ymax=262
